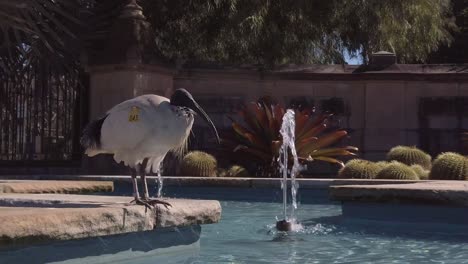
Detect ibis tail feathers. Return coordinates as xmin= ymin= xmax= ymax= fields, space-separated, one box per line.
xmin=81 ymin=115 xmax=108 ymax=155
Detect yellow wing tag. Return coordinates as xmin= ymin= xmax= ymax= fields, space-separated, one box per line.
xmin=128 ymin=106 xmax=140 ymax=122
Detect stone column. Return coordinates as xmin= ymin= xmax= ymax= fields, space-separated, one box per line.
xmin=83 ymin=0 xmax=174 ymax=174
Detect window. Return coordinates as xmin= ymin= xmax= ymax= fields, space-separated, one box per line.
xmin=419 ymin=97 xmax=468 ymax=156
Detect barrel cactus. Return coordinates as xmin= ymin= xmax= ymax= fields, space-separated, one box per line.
xmin=386 ymin=146 xmax=432 ymax=170
xmin=375 ymin=161 xmax=390 ymax=170
xmin=410 ymin=164 xmax=429 ymax=180
xmin=338 ymin=159 xmax=382 ymax=179
xmin=429 ymin=152 xmax=468 ymax=180
xmin=217 ymin=168 xmax=227 ymax=177
xmin=376 ymin=161 xmax=419 ymax=180
xmin=226 ymin=165 xmax=250 ymax=177
xmin=179 ymin=151 xmax=218 ymax=177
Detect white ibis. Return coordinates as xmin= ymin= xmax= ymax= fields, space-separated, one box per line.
xmin=80 ymin=89 xmax=220 ymax=208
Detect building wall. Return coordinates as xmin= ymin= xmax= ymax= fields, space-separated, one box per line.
xmin=173 ymin=69 xmax=468 ymax=161
xmin=2 ymin=64 xmax=466 ymax=176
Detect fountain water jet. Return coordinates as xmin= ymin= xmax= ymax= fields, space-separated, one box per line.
xmin=154 ymin=163 xmax=164 ymax=198
xmin=156 ymin=169 xmax=163 ymax=198
xmin=276 ymin=109 xmax=303 ymax=232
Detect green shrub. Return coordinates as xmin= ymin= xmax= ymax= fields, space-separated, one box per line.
xmin=429 ymin=152 xmax=468 ymax=180
xmin=226 ymin=165 xmax=250 ymax=177
xmin=410 ymin=164 xmax=429 ymax=180
xmin=179 ymin=151 xmax=217 ymax=177
xmin=376 ymin=161 xmax=419 ymax=180
xmin=338 ymin=159 xmax=382 ymax=179
xmin=386 ymin=146 xmax=432 ymax=170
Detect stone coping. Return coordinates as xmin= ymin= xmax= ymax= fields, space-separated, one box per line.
xmin=0 ymin=180 xmax=113 ymax=194
xmin=0 ymin=194 xmax=221 ymax=249
xmin=330 ymin=181 xmax=468 ymax=206
xmin=0 ymin=175 xmax=423 ymax=189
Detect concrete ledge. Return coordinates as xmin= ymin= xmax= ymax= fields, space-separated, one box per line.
xmin=0 ymin=194 xmax=221 ymax=248
xmin=0 ymin=175 xmax=423 ymax=189
xmin=0 ymin=180 xmax=113 ymax=194
xmin=330 ymin=181 xmax=468 ymax=206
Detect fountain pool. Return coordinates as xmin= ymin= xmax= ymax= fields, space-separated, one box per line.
xmin=2 ymin=185 xmax=468 ymax=264
xmin=130 ymin=185 xmax=468 ymax=264
xmin=194 ymin=199 xmax=468 ymax=264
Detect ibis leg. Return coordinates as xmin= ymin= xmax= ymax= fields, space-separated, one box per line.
xmin=129 ymin=167 xmax=152 ymax=210
xmin=140 ymin=169 xmax=150 ymax=199
xmin=131 ymin=168 xmax=140 ymax=199
xmin=139 ymin=160 xmax=171 ymax=209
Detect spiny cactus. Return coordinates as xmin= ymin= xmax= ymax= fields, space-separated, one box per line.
xmin=338 ymin=159 xmax=382 ymax=179
xmin=376 ymin=161 xmax=419 ymax=180
xmin=226 ymin=165 xmax=250 ymax=177
xmin=179 ymin=151 xmax=218 ymax=177
xmin=375 ymin=161 xmax=390 ymax=170
xmin=386 ymin=146 xmax=432 ymax=170
xmin=429 ymin=152 xmax=468 ymax=180
xmin=217 ymin=168 xmax=227 ymax=177
xmin=410 ymin=164 xmax=429 ymax=180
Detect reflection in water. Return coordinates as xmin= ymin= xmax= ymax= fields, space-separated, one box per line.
xmin=0 ymin=226 xmax=201 ymax=264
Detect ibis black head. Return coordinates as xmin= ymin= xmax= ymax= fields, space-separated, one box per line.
xmin=170 ymin=88 xmax=220 ymax=144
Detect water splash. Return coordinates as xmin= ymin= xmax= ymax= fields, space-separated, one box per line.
xmin=278 ymin=109 xmax=304 ymax=230
xmin=155 ymin=162 xmax=164 ymax=198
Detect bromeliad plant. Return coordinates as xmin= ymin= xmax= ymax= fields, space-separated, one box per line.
xmin=222 ymin=101 xmax=358 ymax=177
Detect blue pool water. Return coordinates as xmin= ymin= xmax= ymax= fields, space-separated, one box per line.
xmin=132 ymin=184 xmax=468 ymax=264
xmin=192 ymin=200 xmax=468 ymax=263
xmin=2 ymin=184 xmax=468 ymax=264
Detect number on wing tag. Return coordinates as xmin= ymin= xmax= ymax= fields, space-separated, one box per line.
xmin=128 ymin=106 xmax=140 ymax=122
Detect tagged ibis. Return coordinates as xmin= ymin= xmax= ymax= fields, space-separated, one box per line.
xmin=81 ymin=89 xmax=220 ymax=208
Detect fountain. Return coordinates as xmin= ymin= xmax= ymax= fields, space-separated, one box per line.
xmin=156 ymin=169 xmax=163 ymax=198
xmin=276 ymin=109 xmax=303 ymax=232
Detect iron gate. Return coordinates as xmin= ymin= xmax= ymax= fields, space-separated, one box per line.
xmin=0 ymin=66 xmax=88 ymax=165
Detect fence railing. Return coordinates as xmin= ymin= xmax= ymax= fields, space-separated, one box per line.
xmin=0 ymin=66 xmax=88 ymax=165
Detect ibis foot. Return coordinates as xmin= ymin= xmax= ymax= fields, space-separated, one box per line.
xmin=142 ymin=198 xmax=172 ymax=209
xmin=129 ymin=198 xmax=153 ymax=211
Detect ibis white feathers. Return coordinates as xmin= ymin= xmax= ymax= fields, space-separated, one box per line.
xmin=81 ymin=89 xmax=219 ymax=207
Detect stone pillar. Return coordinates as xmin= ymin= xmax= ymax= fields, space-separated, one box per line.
xmin=83 ymin=0 xmax=174 ymax=174
xmin=88 ymin=64 xmax=174 ymax=119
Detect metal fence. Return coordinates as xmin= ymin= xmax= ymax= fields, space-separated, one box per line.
xmin=0 ymin=66 xmax=88 ymax=165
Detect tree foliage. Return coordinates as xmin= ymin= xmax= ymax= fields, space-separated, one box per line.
xmin=0 ymin=0 xmax=87 ymax=76
xmin=141 ymin=0 xmax=455 ymax=65
xmin=429 ymin=0 xmax=468 ymax=63
xmin=0 ymin=0 xmax=458 ymax=73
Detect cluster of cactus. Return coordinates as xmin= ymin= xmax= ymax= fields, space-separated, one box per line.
xmin=429 ymin=152 xmax=468 ymax=180
xmin=337 ymin=146 xmax=467 ymax=181
xmin=338 ymin=159 xmax=383 ymax=179
xmin=376 ymin=161 xmax=419 ymax=180
xmin=386 ymin=146 xmax=432 ymax=170
xmin=375 ymin=161 xmax=390 ymax=170
xmin=226 ymin=165 xmax=250 ymax=177
xmin=179 ymin=151 xmax=218 ymax=177
xmin=410 ymin=164 xmax=430 ymax=180
xmin=217 ymin=168 xmax=227 ymax=177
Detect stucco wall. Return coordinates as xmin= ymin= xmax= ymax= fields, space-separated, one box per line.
xmin=173 ymin=68 xmax=468 ymax=161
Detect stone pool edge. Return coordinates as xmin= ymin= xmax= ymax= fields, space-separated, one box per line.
xmin=0 ymin=180 xmax=113 ymax=194
xmin=0 ymin=175 xmax=424 ymax=189
xmin=329 ymin=181 xmax=468 ymax=206
xmin=0 ymin=194 xmax=221 ymax=249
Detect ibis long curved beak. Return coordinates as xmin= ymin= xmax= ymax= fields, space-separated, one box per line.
xmin=170 ymin=88 xmax=220 ymax=144
xmin=192 ymin=101 xmax=220 ymax=144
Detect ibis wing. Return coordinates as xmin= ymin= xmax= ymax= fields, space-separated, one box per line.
xmin=106 ymin=94 xmax=169 ymax=115
xmin=100 ymin=95 xmax=170 ymax=152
